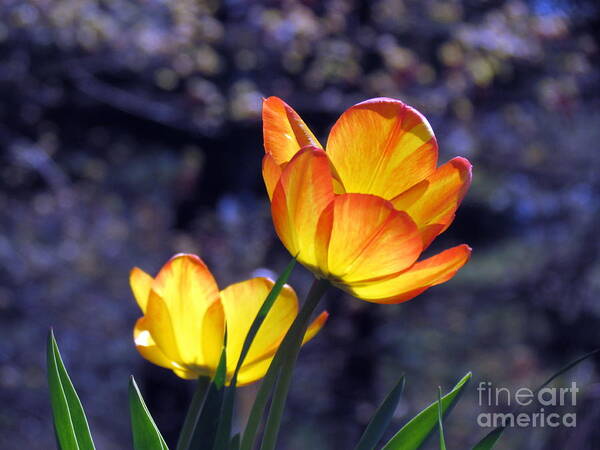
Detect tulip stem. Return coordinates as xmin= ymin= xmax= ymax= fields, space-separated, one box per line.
xmin=176 ymin=375 xmax=211 ymax=450
xmin=259 ymin=278 xmax=329 ymax=450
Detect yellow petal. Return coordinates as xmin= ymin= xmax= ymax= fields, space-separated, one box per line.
xmin=326 ymin=98 xmax=438 ymax=199
xmin=263 ymin=96 xmax=322 ymax=165
xmin=236 ymin=356 xmax=273 ymax=386
xmin=235 ymin=310 xmax=329 ymax=386
xmin=144 ymin=289 xmax=183 ymax=364
xmin=345 ymin=244 xmax=471 ymax=303
xmin=133 ymin=317 xmax=176 ymax=369
xmin=315 ymin=193 xmax=423 ymax=283
xmin=201 ymin=299 xmax=226 ymax=371
xmin=148 ymin=254 xmax=222 ymax=367
xmin=271 ymin=147 xmax=335 ymax=272
xmin=130 ymin=267 xmax=153 ymax=313
xmin=392 ymin=157 xmax=472 ymax=248
xmin=219 ymin=278 xmax=298 ymax=374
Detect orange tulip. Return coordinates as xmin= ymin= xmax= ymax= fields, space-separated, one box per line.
xmin=262 ymin=97 xmax=472 ymax=304
xmin=130 ymin=253 xmax=328 ymax=385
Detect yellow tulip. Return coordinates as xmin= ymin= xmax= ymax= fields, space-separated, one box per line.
xmin=130 ymin=253 xmax=328 ymax=385
xmin=262 ymin=97 xmax=472 ymax=304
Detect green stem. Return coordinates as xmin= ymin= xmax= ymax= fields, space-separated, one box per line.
xmin=176 ymin=376 xmax=211 ymax=450
xmin=259 ymin=278 xmax=329 ymax=450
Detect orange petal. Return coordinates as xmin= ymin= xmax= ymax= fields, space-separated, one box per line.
xmin=315 ymin=193 xmax=422 ymax=283
xmin=262 ymin=154 xmax=283 ymax=200
xmin=344 ymin=244 xmax=471 ymax=303
xmin=133 ymin=317 xmax=177 ymax=369
xmin=148 ymin=254 xmax=222 ymax=367
xmin=303 ymin=310 xmax=329 ymax=344
xmin=326 ymin=98 xmax=438 ymax=199
xmin=235 ymin=310 xmax=329 ymax=386
xmin=219 ymin=278 xmax=298 ymax=373
xmin=130 ymin=267 xmax=153 ymax=313
xmin=271 ymin=147 xmax=335 ymax=271
xmin=263 ymin=96 xmax=322 ymax=165
xmin=392 ymin=157 xmax=472 ymax=248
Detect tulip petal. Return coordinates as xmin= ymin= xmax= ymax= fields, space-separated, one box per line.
xmin=262 ymin=154 xmax=283 ymax=200
xmin=235 ymin=310 xmax=329 ymax=386
xmin=345 ymin=244 xmax=471 ymax=303
xmin=201 ymin=299 xmax=226 ymax=371
xmin=303 ymin=310 xmax=329 ymax=343
xmin=144 ymin=290 xmax=182 ymax=364
xmin=148 ymin=254 xmax=222 ymax=366
xmin=263 ymin=96 xmax=322 ymax=165
xmin=326 ymin=98 xmax=438 ymax=200
xmin=392 ymin=157 xmax=472 ymax=248
xmin=315 ymin=193 xmax=423 ymax=283
xmin=133 ymin=317 xmax=177 ymax=369
xmin=130 ymin=267 xmax=153 ymax=313
xmin=219 ymin=278 xmax=298 ymax=374
xmin=272 ymin=147 xmax=335 ymax=271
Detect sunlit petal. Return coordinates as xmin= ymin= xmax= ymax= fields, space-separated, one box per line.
xmin=144 ymin=289 xmax=182 ymax=364
xmin=263 ymin=96 xmax=321 ymax=165
xmin=133 ymin=317 xmax=176 ymax=369
xmin=392 ymin=157 xmax=472 ymax=247
xmin=315 ymin=193 xmax=422 ymax=282
xmin=219 ymin=278 xmax=298 ymax=373
xmin=262 ymin=153 xmax=284 ymax=200
xmin=303 ymin=310 xmax=329 ymax=343
xmin=271 ymin=147 xmax=335 ymax=271
xmin=129 ymin=267 xmax=153 ymax=313
xmin=345 ymin=244 xmax=471 ymax=303
xmin=326 ymin=98 xmax=438 ymax=199
xmin=149 ymin=254 xmax=221 ymax=366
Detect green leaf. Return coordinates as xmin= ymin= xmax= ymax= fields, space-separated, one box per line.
xmin=437 ymin=387 xmax=446 ymax=450
xmin=184 ymin=347 xmax=227 ymax=450
xmin=213 ymin=259 xmax=297 ymax=450
xmin=129 ymin=376 xmax=169 ymax=450
xmin=239 ymin=352 xmax=283 ymax=450
xmin=471 ymin=428 xmax=503 ymax=450
xmin=354 ymin=375 xmax=405 ymax=450
xmin=47 ymin=330 xmax=95 ymax=450
xmin=382 ymin=372 xmax=472 ymax=450
xmin=470 ymin=348 xmax=600 ymax=450
xmin=230 ymin=433 xmax=241 ymax=450
xmin=175 ymin=376 xmax=211 ymax=450
xmin=259 ymin=278 xmax=329 ymax=450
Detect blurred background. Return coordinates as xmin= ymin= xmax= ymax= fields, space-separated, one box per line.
xmin=1 ymin=0 xmax=599 ymax=448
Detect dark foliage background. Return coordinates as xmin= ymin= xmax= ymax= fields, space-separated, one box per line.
xmin=1 ymin=0 xmax=599 ymax=448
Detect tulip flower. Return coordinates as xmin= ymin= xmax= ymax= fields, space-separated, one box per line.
xmin=129 ymin=253 xmax=328 ymax=385
xmin=262 ymin=97 xmax=472 ymax=304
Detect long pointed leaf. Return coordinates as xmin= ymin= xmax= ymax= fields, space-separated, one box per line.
xmin=354 ymin=375 xmax=405 ymax=450
xmin=239 ymin=352 xmax=283 ymax=450
xmin=129 ymin=376 xmax=169 ymax=450
xmin=176 ymin=376 xmax=211 ymax=450
xmin=213 ymin=259 xmax=297 ymax=450
xmin=47 ymin=330 xmax=95 ymax=450
xmin=259 ymin=278 xmax=329 ymax=450
xmin=230 ymin=433 xmax=241 ymax=450
xmin=472 ymin=428 xmax=503 ymax=450
xmin=186 ymin=347 xmax=228 ymax=450
xmin=437 ymin=387 xmax=446 ymax=450
xmin=241 ymin=278 xmax=328 ymax=450
xmin=382 ymin=372 xmax=472 ymax=450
